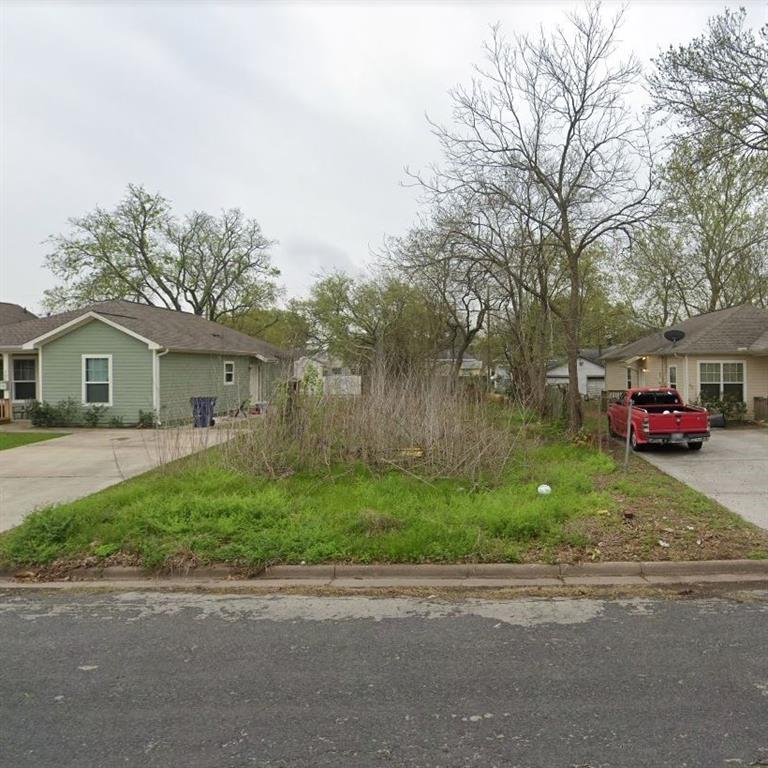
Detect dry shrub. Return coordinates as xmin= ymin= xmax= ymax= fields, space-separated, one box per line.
xmin=219 ymin=372 xmax=528 ymax=484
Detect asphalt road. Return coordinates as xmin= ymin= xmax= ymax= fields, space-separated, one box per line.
xmin=2 ymin=590 xmax=767 ymax=768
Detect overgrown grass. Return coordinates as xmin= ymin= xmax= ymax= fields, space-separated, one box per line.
xmin=0 ymin=432 xmax=68 ymax=451
xmin=0 ymin=444 xmax=615 ymax=568
xmin=3 ymin=427 xmax=767 ymax=570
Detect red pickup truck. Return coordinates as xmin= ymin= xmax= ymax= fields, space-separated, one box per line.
xmin=607 ymin=388 xmax=710 ymax=451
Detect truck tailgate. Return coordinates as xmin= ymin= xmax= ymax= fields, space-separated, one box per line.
xmin=647 ymin=411 xmax=708 ymax=434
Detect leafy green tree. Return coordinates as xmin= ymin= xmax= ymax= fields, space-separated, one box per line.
xmin=625 ymin=138 xmax=768 ymax=321
xmin=650 ymin=8 xmax=768 ymax=156
xmin=224 ymin=305 xmax=311 ymax=350
xmin=297 ymin=272 xmax=444 ymax=376
xmin=45 ymin=184 xmax=278 ymax=320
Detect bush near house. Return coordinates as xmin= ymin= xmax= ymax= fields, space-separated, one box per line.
xmin=28 ymin=399 xmax=133 ymax=428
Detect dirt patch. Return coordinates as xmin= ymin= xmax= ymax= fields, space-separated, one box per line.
xmin=520 ymin=442 xmax=768 ymax=564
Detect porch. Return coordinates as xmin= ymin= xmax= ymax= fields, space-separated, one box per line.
xmin=0 ymin=351 xmax=40 ymax=423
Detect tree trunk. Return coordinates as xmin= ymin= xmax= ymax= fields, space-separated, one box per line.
xmin=565 ymin=252 xmax=583 ymax=432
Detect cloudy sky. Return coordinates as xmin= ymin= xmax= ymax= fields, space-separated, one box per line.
xmin=1 ymin=0 xmax=765 ymax=313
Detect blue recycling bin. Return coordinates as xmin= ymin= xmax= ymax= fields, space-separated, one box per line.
xmin=190 ymin=396 xmax=217 ymax=428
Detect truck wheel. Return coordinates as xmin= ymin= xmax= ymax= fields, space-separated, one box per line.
xmin=630 ymin=429 xmax=643 ymax=451
xmin=687 ymin=442 xmax=703 ymax=451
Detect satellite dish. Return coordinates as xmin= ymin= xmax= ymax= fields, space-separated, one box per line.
xmin=664 ymin=329 xmax=685 ymax=344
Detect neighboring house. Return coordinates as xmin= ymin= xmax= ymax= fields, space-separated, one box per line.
xmin=602 ymin=304 xmax=768 ymax=419
xmin=293 ymin=355 xmax=361 ymax=396
xmin=490 ymin=364 xmax=511 ymax=393
xmin=435 ymin=351 xmax=485 ymax=378
xmin=546 ymin=348 xmax=606 ymax=399
xmin=0 ymin=300 xmax=287 ymax=424
xmin=293 ymin=355 xmax=353 ymax=379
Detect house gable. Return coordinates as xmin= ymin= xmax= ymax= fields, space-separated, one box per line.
xmin=22 ymin=312 xmax=160 ymax=351
xmin=41 ymin=319 xmax=154 ymax=423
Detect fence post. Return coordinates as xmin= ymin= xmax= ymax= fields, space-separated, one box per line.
xmin=623 ymin=400 xmax=633 ymax=472
xmin=597 ymin=392 xmax=603 ymax=452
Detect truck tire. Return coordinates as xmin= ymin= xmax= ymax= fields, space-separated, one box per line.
xmin=630 ymin=429 xmax=643 ymax=451
xmin=687 ymin=442 xmax=703 ymax=451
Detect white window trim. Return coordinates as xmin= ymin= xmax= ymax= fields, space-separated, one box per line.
xmin=82 ymin=354 xmax=113 ymax=407
xmin=224 ymin=360 xmax=235 ymax=386
xmin=668 ymin=364 xmax=677 ymax=389
xmin=697 ymin=359 xmax=747 ymax=402
xmin=12 ymin=355 xmax=38 ymax=402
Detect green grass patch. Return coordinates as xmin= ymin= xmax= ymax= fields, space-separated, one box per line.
xmin=3 ymin=435 xmax=766 ymax=570
xmin=0 ymin=432 xmax=68 ymax=451
xmin=0 ymin=444 xmax=615 ymax=568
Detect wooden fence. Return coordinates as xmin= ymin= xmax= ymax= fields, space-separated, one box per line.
xmin=0 ymin=399 xmax=10 ymax=424
xmin=755 ymin=397 xmax=768 ymax=422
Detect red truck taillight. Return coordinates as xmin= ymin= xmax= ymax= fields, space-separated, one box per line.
xmin=642 ymin=417 xmax=650 ymax=433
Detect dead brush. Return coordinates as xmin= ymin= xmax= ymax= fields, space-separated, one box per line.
xmin=218 ymin=371 xmax=529 ymax=484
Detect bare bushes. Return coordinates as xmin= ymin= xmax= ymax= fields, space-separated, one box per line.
xmin=220 ymin=374 xmax=526 ymax=484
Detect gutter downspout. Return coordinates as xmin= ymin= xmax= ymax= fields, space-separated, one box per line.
xmin=153 ymin=348 xmax=170 ymax=424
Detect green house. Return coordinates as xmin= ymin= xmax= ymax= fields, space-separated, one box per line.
xmin=0 ymin=300 xmax=286 ymax=425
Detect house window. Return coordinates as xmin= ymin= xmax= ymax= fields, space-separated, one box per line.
xmin=224 ymin=361 xmax=235 ymax=385
xmin=699 ymin=361 xmax=744 ymax=402
xmin=82 ymin=355 xmax=112 ymax=405
xmin=13 ymin=358 xmax=36 ymax=400
xmin=626 ymin=368 xmax=632 ymax=389
xmin=668 ymin=365 xmax=677 ymax=389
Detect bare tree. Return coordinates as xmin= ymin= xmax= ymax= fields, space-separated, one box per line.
xmin=413 ymin=3 xmax=654 ymax=429
xmin=45 ymin=184 xmax=278 ymax=320
xmin=385 ymin=223 xmax=493 ymax=379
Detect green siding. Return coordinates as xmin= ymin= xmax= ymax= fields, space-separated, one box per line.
xmin=158 ymin=353 xmax=251 ymax=423
xmin=41 ymin=320 xmax=153 ymax=424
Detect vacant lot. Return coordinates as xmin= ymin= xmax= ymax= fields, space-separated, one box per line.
xmin=1 ymin=437 xmax=766 ymax=573
xmin=0 ymin=432 xmax=67 ymax=451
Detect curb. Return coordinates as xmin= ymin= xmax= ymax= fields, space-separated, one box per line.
xmin=1 ymin=560 xmax=767 ymax=589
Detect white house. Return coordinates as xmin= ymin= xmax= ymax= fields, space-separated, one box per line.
xmin=293 ymin=355 xmax=361 ymax=396
xmin=546 ymin=349 xmax=606 ymax=399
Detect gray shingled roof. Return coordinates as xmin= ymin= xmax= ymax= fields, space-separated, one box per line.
xmin=0 ymin=302 xmax=37 ymax=327
xmin=546 ymin=348 xmax=606 ymax=371
xmin=602 ymin=304 xmax=768 ymax=360
xmin=0 ymin=300 xmax=287 ymax=360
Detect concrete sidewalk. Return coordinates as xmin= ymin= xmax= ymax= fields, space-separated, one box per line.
xmin=638 ymin=428 xmax=768 ymax=530
xmin=0 ymin=427 xmax=227 ymax=532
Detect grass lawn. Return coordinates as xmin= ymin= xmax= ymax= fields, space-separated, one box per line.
xmin=0 ymin=431 xmax=68 ymax=451
xmin=2 ymin=440 xmax=766 ymax=572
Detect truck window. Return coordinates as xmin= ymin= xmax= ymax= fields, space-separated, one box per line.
xmin=630 ymin=391 xmax=681 ymax=406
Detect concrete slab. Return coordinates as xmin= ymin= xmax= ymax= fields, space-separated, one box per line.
xmin=0 ymin=427 xmax=228 ymax=532
xmin=637 ymin=428 xmax=768 ymax=530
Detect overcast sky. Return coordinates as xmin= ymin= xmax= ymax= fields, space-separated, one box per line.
xmin=1 ymin=0 xmax=765 ymax=313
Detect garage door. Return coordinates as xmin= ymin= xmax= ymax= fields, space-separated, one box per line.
xmin=586 ymin=377 xmax=604 ymax=399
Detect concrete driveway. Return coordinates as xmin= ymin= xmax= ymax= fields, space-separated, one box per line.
xmin=639 ymin=428 xmax=768 ymax=531
xmin=0 ymin=427 xmax=226 ymax=532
